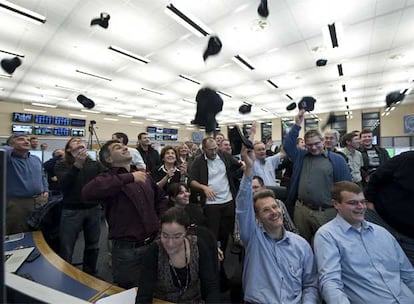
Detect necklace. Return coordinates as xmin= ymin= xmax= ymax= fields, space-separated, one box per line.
xmin=169 ymin=239 xmax=190 ymax=297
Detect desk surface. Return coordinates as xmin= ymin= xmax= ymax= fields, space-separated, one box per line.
xmin=5 ymin=231 xmax=172 ymax=303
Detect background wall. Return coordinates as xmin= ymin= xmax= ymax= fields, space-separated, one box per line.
xmin=1 ymin=101 xmax=413 ymax=150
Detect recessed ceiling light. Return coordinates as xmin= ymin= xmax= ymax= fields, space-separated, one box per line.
xmin=69 ymin=113 xmax=87 ymax=118
xmin=232 ymin=55 xmax=255 ymax=71
xmin=118 ymin=114 xmax=133 ymax=118
xmin=104 ymin=117 xmax=119 ymax=121
xmin=130 ymin=121 xmax=143 ymax=124
xmin=165 ymin=3 xmax=211 ymax=37
xmin=108 ymin=45 xmax=150 ymax=64
xmin=81 ymin=109 xmax=100 ymax=114
xmin=75 ymin=69 xmax=112 ymax=82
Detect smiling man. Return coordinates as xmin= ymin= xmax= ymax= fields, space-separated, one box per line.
xmin=6 ymin=135 xmax=48 ymax=234
xmin=82 ymin=139 xmax=167 ymax=288
xmin=283 ymin=109 xmax=351 ymax=243
xmin=236 ymin=146 xmax=319 ymax=304
xmin=314 ymin=181 xmax=414 ymax=304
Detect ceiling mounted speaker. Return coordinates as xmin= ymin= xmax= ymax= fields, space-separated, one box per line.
xmin=1 ymin=57 xmax=22 ymax=74
xmin=77 ymin=94 xmax=95 ymax=109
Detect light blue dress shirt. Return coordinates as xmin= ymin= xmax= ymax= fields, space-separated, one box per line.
xmin=236 ymin=175 xmax=319 ymax=304
xmin=252 ymin=153 xmax=281 ymax=186
xmin=314 ymin=215 xmax=414 ymax=304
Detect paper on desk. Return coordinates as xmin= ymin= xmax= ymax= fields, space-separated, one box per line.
xmin=95 ymin=288 xmax=137 ymax=304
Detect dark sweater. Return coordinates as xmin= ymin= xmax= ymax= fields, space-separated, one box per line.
xmin=365 ymin=151 xmax=414 ymax=238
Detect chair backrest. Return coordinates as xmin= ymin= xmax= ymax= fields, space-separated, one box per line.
xmin=266 ymin=185 xmax=288 ymax=202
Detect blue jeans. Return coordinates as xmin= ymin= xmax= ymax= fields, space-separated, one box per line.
xmin=111 ymin=241 xmax=151 ymax=289
xmin=59 ymin=206 xmax=101 ymax=274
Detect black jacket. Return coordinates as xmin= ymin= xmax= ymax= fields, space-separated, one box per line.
xmin=137 ymin=145 xmax=161 ymax=173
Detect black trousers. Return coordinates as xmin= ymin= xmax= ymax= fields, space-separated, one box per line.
xmin=203 ymin=200 xmax=234 ymax=252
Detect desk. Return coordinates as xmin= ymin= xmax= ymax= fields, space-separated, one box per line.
xmin=5 ymin=231 xmax=172 ymax=303
xmin=5 ymin=231 xmax=115 ymax=302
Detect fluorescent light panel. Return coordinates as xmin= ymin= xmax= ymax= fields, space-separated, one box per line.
xmin=31 ymin=102 xmax=57 ymax=108
xmin=108 ymin=46 xmax=150 ymax=64
xmin=232 ymin=55 xmax=255 ymax=71
xmin=0 ymin=74 xmax=12 ymax=79
xmin=0 ymin=49 xmax=24 ymax=58
xmin=178 ymin=74 xmax=200 ymax=85
xmin=103 ymin=117 xmax=119 ymax=121
xmin=337 ymin=64 xmax=343 ymax=76
xmin=55 ymin=84 xmax=84 ymax=92
xmin=285 ymin=94 xmax=293 ymax=100
xmin=24 ymin=108 xmax=46 ymax=113
xmin=118 ymin=114 xmax=133 ymax=118
xmin=69 ymin=113 xmax=87 ymax=118
xmin=0 ymin=0 xmax=46 ymax=24
xmin=81 ymin=109 xmax=100 ymax=114
xmin=130 ymin=121 xmax=143 ymax=124
xmin=328 ymin=23 xmax=339 ymax=48
xmin=165 ymin=3 xmax=210 ymax=37
xmin=217 ymin=90 xmax=232 ymax=98
xmin=75 ymin=69 xmax=112 ymax=82
xmin=266 ymin=80 xmax=279 ymax=89
xmin=141 ymin=87 xmax=163 ymax=96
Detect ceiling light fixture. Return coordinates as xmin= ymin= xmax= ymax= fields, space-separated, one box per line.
xmin=118 ymin=114 xmax=133 ymax=118
xmin=266 ymin=79 xmax=279 ymax=89
xmin=141 ymin=87 xmax=163 ymax=96
xmin=328 ymin=23 xmax=339 ymax=48
xmin=337 ymin=64 xmax=343 ymax=76
xmin=69 ymin=113 xmax=87 ymax=118
xmin=31 ymin=102 xmax=57 ymax=108
xmin=24 ymin=108 xmax=46 ymax=113
xmin=344 ymin=97 xmax=348 ymax=102
xmin=165 ymin=3 xmax=211 ymax=37
xmin=75 ymin=69 xmax=112 ymax=82
xmin=285 ymin=94 xmax=293 ymax=100
xmin=108 ymin=45 xmax=150 ymax=64
xmin=178 ymin=74 xmax=201 ymax=85
xmin=342 ymin=84 xmax=346 ymax=92
xmin=103 ymin=117 xmax=119 ymax=121
xmin=55 ymin=84 xmax=84 ymax=92
xmin=0 ymin=49 xmax=24 ymax=58
xmin=182 ymin=98 xmax=196 ymax=104
xmin=0 ymin=0 xmax=46 ymax=24
xmin=146 ymin=118 xmax=158 ymax=122
xmin=0 ymin=74 xmax=12 ymax=79
xmin=130 ymin=121 xmax=143 ymax=124
xmin=217 ymin=90 xmax=232 ymax=98
xmin=81 ymin=109 xmax=100 ymax=114
xmin=232 ymin=55 xmax=255 ymax=70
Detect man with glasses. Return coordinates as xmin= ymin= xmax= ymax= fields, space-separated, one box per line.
xmin=283 ymin=109 xmax=351 ymax=243
xmin=314 ymin=181 xmax=414 ymax=303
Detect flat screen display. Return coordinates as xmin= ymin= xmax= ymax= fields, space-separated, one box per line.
xmin=33 ymin=126 xmax=53 ymax=135
xmin=34 ymin=115 xmax=53 ymax=124
xmin=12 ymin=124 xmax=33 ymax=135
xmin=54 ymin=116 xmax=70 ymax=126
xmin=147 ymin=126 xmax=156 ymax=133
xmin=53 ymin=127 xmax=70 ymax=136
xmin=71 ymin=128 xmax=85 ymax=137
xmin=12 ymin=112 xmax=33 ymax=123
xmin=171 ymin=134 xmax=178 ymax=140
xmin=71 ymin=119 xmax=86 ymax=127
xmin=156 ymin=127 xmax=163 ymax=133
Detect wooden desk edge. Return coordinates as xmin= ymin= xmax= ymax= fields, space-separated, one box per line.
xmin=32 ymin=231 xmax=112 ymax=293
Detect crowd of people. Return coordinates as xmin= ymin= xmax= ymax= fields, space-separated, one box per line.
xmin=4 ymin=107 xmax=414 ymax=303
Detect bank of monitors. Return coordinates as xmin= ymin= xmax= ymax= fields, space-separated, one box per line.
xmin=34 ymin=115 xmax=53 ymax=125
xmin=12 ymin=124 xmax=33 ymax=135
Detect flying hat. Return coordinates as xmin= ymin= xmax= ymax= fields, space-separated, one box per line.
xmin=191 ymin=87 xmax=223 ymax=133
xmin=90 ymin=12 xmax=110 ymax=29
xmin=286 ymin=102 xmax=297 ymax=111
xmin=385 ymin=90 xmax=405 ymax=108
xmin=321 ymin=112 xmax=336 ymax=131
xmin=228 ymin=125 xmax=254 ymax=155
xmin=239 ymin=103 xmax=252 ymax=114
xmin=316 ymin=59 xmax=328 ymax=66
xmin=1 ymin=57 xmax=22 ymax=74
xmin=77 ymin=94 xmax=95 ymax=109
xmin=203 ymin=36 xmax=222 ymax=61
xmin=298 ymin=96 xmax=316 ymax=111
xmin=257 ymin=0 xmax=269 ymax=18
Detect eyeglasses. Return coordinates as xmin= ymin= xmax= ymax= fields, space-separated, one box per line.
xmin=344 ymin=199 xmax=368 ymax=206
xmin=160 ymin=232 xmax=186 ymax=240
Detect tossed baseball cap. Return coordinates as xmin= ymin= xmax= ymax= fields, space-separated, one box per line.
xmin=239 ymin=103 xmax=252 ymax=114
xmin=77 ymin=94 xmax=95 ymax=109
xmin=228 ymin=125 xmax=253 ymax=155
xmin=203 ymin=35 xmax=222 ymax=61
xmin=385 ymin=90 xmax=405 ymax=107
xmin=298 ymin=96 xmax=316 ymax=111
xmin=1 ymin=57 xmax=22 ymax=74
